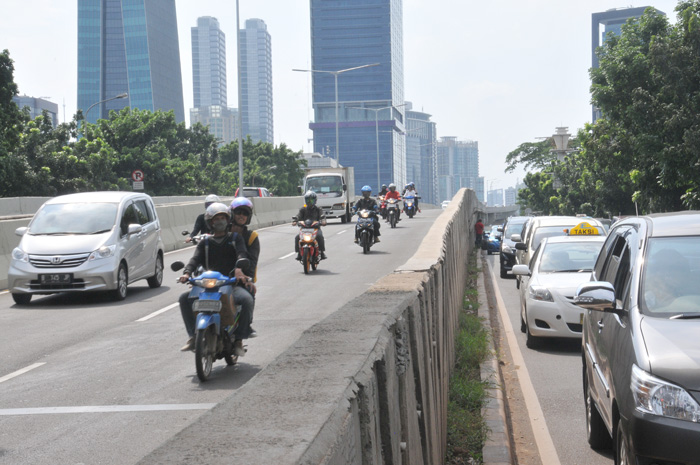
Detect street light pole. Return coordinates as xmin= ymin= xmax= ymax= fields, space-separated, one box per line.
xmin=85 ymin=92 xmax=128 ymax=123
xmin=293 ymin=63 xmax=379 ymax=162
xmin=348 ymin=103 xmax=407 ymax=190
xmin=236 ymin=0 xmax=245 ymax=194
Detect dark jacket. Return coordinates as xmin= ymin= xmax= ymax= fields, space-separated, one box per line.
xmin=190 ymin=213 xmax=210 ymax=238
xmin=184 ymin=232 xmax=248 ymax=276
xmin=354 ymin=197 xmax=379 ymax=212
xmin=296 ymin=204 xmax=326 ymax=223
xmin=239 ymin=227 xmax=260 ymax=281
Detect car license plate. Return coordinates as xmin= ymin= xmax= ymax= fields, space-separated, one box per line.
xmin=39 ymin=273 xmax=73 ymax=284
xmin=193 ymin=299 xmax=221 ymax=313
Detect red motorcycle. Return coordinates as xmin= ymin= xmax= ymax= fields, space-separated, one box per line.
xmin=378 ymin=195 xmax=388 ymax=220
xmin=294 ymin=218 xmax=321 ymax=274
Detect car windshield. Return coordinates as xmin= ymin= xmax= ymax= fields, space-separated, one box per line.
xmin=29 ymin=202 xmax=118 ymax=235
xmin=241 ymin=188 xmax=262 ymax=197
xmin=532 ymin=225 xmax=587 ymax=252
xmin=307 ymin=176 xmax=342 ymax=197
xmin=504 ymin=219 xmax=527 ymax=239
xmin=641 ymin=236 xmax=700 ymax=316
xmin=538 ymin=242 xmax=602 ymax=273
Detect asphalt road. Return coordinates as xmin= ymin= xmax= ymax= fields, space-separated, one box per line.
xmin=484 ymin=252 xmax=615 ymax=465
xmin=0 ymin=210 xmax=440 ymax=465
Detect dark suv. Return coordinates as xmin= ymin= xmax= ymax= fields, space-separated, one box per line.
xmin=575 ymin=212 xmax=700 ymax=464
xmin=498 ymin=216 xmax=530 ymax=279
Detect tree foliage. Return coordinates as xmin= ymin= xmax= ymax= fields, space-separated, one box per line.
xmin=510 ymin=2 xmax=700 ymax=214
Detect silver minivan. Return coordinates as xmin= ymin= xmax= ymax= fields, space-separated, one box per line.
xmin=8 ymin=191 xmax=164 ymax=305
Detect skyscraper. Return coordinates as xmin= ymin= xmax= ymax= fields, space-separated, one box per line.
xmin=405 ymin=103 xmax=437 ymax=205
xmin=591 ymin=6 xmax=663 ymax=122
xmin=437 ymin=137 xmax=482 ymax=202
xmin=77 ymin=0 xmax=185 ymax=124
xmin=12 ymin=95 xmax=59 ymax=127
xmin=240 ymin=18 xmax=273 ymax=144
xmin=192 ymin=16 xmax=226 ymax=108
xmin=309 ymin=0 xmax=405 ymax=193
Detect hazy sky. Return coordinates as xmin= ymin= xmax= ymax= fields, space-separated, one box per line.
xmin=1 ymin=0 xmax=682 ymax=192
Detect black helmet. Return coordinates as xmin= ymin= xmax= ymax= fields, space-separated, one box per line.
xmin=304 ymin=190 xmax=318 ymax=206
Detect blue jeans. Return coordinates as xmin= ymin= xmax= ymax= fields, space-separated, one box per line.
xmin=179 ymin=285 xmax=254 ymax=340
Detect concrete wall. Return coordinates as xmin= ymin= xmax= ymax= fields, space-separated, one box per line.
xmin=0 ymin=196 xmax=302 ymax=290
xmin=139 ymin=188 xmax=479 ymax=465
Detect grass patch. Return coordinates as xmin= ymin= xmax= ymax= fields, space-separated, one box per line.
xmin=446 ymin=251 xmax=491 ymax=464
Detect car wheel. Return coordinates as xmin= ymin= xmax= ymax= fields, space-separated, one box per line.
xmin=500 ymin=265 xmax=508 ymax=279
xmin=584 ymin=365 xmax=612 ymax=449
xmin=12 ymin=293 xmax=32 ymax=305
xmin=147 ymin=254 xmax=163 ymax=288
xmin=615 ymin=419 xmax=629 ymax=465
xmin=524 ymin=309 xmax=541 ymax=349
xmin=112 ymin=263 xmax=128 ymax=301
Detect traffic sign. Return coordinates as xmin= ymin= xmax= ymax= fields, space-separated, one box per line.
xmin=131 ymin=170 xmax=144 ymax=182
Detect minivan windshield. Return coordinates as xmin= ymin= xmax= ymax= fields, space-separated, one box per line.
xmin=29 ymin=203 xmax=118 ymax=235
xmin=642 ymin=236 xmax=700 ymax=316
xmin=307 ymin=176 xmax=343 ymax=197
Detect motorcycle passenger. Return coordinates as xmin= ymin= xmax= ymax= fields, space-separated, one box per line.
xmin=185 ymin=194 xmax=220 ymax=243
xmin=294 ymin=190 xmax=327 ymax=261
xmin=353 ymin=185 xmax=381 ymax=243
xmin=384 ymin=183 xmax=402 ymax=222
xmin=229 ymin=197 xmax=260 ymax=337
xmin=178 ymin=203 xmax=253 ymax=356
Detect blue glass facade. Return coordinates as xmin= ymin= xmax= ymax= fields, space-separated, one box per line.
xmin=77 ymin=0 xmax=184 ymax=124
xmin=240 ymin=19 xmax=274 ymax=144
xmin=437 ymin=137 xmax=483 ymax=203
xmin=309 ymin=0 xmax=405 ymax=194
xmin=406 ymin=106 xmax=437 ymax=205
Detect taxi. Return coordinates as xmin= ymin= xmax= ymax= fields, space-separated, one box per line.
xmin=511 ymin=223 xmax=606 ymax=348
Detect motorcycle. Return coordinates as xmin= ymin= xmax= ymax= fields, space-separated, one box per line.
xmin=378 ymin=195 xmax=388 ymax=220
xmin=386 ymin=198 xmax=400 ymax=228
xmin=294 ymin=217 xmax=321 ymax=274
xmin=171 ymin=258 xmax=249 ymax=382
xmin=403 ymin=195 xmax=419 ymax=218
xmin=354 ymin=209 xmax=376 ymax=254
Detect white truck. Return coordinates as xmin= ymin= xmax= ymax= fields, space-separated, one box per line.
xmin=299 ymin=167 xmax=356 ymax=223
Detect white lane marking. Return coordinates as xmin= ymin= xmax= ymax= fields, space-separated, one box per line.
xmin=336 ymin=230 xmax=347 ymax=235
xmin=136 ymin=302 xmax=179 ymax=322
xmin=0 ymin=363 xmax=46 ymax=384
xmin=279 ymin=252 xmax=295 ymax=260
xmin=0 ymin=403 xmax=216 ymax=416
xmin=486 ymin=259 xmax=561 ymax=465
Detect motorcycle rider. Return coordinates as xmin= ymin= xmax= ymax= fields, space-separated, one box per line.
xmin=293 ymin=190 xmax=327 ymax=260
xmin=229 ymin=197 xmax=260 ymax=337
xmin=178 ymin=203 xmax=253 ymax=356
xmin=185 ymin=194 xmax=220 ymax=243
xmin=379 ymin=184 xmax=388 ymax=197
xmin=353 ymin=185 xmax=381 ymax=243
xmin=403 ymin=182 xmax=420 ymax=213
xmin=384 ymin=183 xmax=402 ymax=222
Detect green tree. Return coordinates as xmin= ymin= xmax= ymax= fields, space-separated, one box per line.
xmin=0 ymin=49 xmax=30 ymax=196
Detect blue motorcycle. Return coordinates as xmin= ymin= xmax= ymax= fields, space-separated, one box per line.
xmin=171 ymin=260 xmax=248 ymax=382
xmin=404 ymin=195 xmax=418 ymax=218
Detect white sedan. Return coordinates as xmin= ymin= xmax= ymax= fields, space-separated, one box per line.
xmin=512 ymin=235 xmax=605 ymax=348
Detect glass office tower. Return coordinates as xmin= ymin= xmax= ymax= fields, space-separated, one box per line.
xmin=405 ymin=104 xmax=437 ymax=205
xmin=192 ymin=16 xmax=227 ymax=108
xmin=240 ymin=19 xmax=274 ymax=144
xmin=437 ymin=137 xmax=483 ymax=203
xmin=309 ymin=0 xmax=405 ymax=193
xmin=78 ymin=0 xmax=185 ymax=124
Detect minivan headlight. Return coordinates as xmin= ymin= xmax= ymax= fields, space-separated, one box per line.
xmin=631 ymin=364 xmax=700 ymax=422
xmin=12 ymin=247 xmax=28 ymax=262
xmin=89 ymin=245 xmax=116 ymax=261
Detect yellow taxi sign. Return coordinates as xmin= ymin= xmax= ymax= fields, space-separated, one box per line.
xmin=566 ymin=222 xmax=601 ymax=236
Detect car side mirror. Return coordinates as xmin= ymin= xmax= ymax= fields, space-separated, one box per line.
xmin=574 ymin=281 xmax=616 ymax=312
xmin=127 ymin=224 xmax=143 ymax=235
xmin=515 ymin=242 xmax=527 ymax=251
xmin=342 ymin=184 xmax=347 ymax=191
xmin=511 ymin=264 xmax=531 ymax=276
xmin=15 ymin=227 xmax=28 ymax=236
xmin=510 ymin=234 xmax=522 ymax=242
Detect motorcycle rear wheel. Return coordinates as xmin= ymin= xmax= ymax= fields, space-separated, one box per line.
xmin=302 ymin=248 xmax=310 ymax=274
xmin=390 ymin=213 xmax=397 ymax=228
xmin=195 ymin=326 xmax=215 ymax=382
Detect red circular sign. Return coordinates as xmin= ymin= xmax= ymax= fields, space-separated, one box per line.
xmin=131 ymin=170 xmax=144 ymax=182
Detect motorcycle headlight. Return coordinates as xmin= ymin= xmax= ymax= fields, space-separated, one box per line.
xmin=631 ymin=364 xmax=700 ymax=422
xmin=361 ymin=211 xmax=369 ymax=218
xmin=528 ymin=285 xmax=553 ymax=302
xmin=89 ymin=244 xmax=116 ymax=261
xmin=303 ymin=234 xmax=313 ymax=242
xmin=194 ymin=277 xmax=226 ymax=289
xmin=12 ymin=247 xmax=28 ymax=263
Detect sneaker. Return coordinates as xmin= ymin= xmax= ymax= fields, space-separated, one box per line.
xmin=320 ymin=251 xmax=328 ymax=260
xmin=374 ymin=237 xmax=381 ymax=243
xmin=295 ymin=253 xmax=302 ymax=261
xmin=233 ymin=339 xmax=246 ymax=356
xmin=248 ymin=326 xmax=258 ymax=338
xmin=354 ymin=238 xmax=359 ymax=243
xmin=180 ymin=336 xmax=194 ymax=352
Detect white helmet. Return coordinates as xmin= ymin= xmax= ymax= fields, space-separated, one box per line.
xmin=204 ymin=194 xmax=220 ymax=208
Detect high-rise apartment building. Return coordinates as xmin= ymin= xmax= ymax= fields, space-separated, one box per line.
xmin=77 ymin=0 xmax=185 ymax=124
xmin=192 ymin=16 xmax=226 ymax=108
xmin=190 ymin=106 xmax=239 ymax=146
xmin=240 ymin=18 xmax=273 ymax=144
xmin=504 ymin=186 xmax=517 ymax=206
xmin=309 ymin=0 xmax=405 ymax=193
xmin=591 ymin=6 xmax=663 ymax=122
xmin=12 ymin=95 xmax=59 ymax=127
xmin=405 ymin=103 xmax=437 ymax=205
xmin=437 ymin=137 xmax=483 ymax=202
